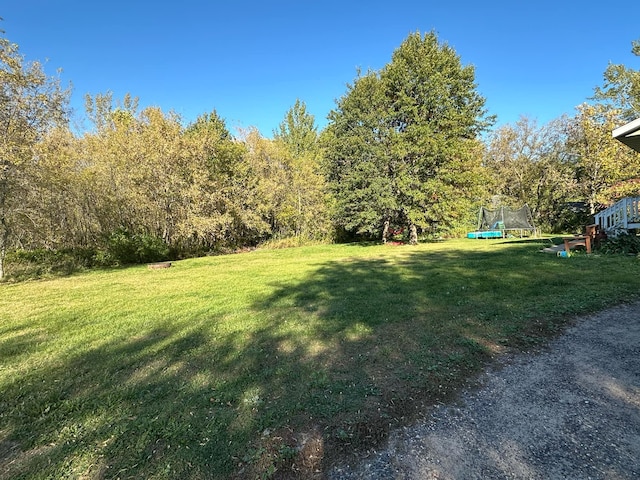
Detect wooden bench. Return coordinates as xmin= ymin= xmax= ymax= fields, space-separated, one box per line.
xmin=564 ymin=235 xmax=591 ymax=254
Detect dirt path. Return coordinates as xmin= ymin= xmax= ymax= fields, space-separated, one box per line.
xmin=330 ymin=301 xmax=640 ymax=479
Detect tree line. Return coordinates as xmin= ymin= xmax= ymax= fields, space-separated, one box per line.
xmin=2 ymin=30 xmax=640 ymax=279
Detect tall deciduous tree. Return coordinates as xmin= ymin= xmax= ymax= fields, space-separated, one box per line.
xmin=592 ymin=38 xmax=640 ymax=122
xmin=324 ymin=31 xmax=493 ymax=243
xmin=567 ymin=103 xmax=640 ymax=213
xmin=30 ymin=126 xmax=87 ymax=248
xmin=0 ymin=32 xmax=69 ymax=278
xmin=81 ymin=101 xmax=271 ymax=253
xmin=323 ymin=70 xmax=394 ymax=239
xmin=589 ymin=38 xmax=640 ymax=208
xmin=273 ymin=99 xmax=318 ymax=157
xmin=183 ymin=113 xmax=269 ymax=249
xmin=272 ymin=100 xmax=329 ymax=239
xmin=81 ymin=93 xmax=149 ymax=238
xmin=484 ymin=116 xmax=577 ymax=230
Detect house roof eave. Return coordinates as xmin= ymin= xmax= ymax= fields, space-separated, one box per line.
xmin=613 ymin=117 xmax=640 ymax=153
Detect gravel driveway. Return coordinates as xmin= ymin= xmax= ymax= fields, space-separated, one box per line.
xmin=330 ymin=301 xmax=640 ymax=479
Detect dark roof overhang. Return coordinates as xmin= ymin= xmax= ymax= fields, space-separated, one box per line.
xmin=613 ymin=117 xmax=640 ymax=153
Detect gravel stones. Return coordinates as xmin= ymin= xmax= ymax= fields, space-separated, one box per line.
xmin=331 ymin=302 xmax=640 ymax=479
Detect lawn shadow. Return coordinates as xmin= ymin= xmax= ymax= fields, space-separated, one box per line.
xmin=0 ymin=316 xmax=294 ymax=478
xmin=247 ymin=242 xmax=589 ymax=472
xmin=0 ymin=241 xmax=631 ymax=479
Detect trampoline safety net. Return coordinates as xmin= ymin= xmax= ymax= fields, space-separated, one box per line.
xmin=478 ymin=205 xmax=535 ymax=231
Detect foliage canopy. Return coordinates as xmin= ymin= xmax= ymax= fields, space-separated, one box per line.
xmin=0 ymin=32 xmax=70 ymax=278
xmin=323 ymin=31 xmax=493 ymax=241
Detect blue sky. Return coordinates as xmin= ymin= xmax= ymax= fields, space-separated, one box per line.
xmin=3 ymin=1 xmax=639 ymax=137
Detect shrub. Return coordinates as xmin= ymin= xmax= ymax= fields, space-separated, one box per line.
xmin=260 ymin=235 xmax=327 ymax=250
xmin=4 ymin=247 xmax=99 ymax=281
xmin=597 ymin=232 xmax=640 ymax=255
xmin=106 ymin=229 xmax=170 ymax=265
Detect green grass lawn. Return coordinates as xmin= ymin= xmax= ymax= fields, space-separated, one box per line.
xmin=1 ymin=238 xmax=639 ymax=479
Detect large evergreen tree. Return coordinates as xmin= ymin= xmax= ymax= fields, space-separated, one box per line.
xmin=323 ymin=31 xmax=493 ymax=243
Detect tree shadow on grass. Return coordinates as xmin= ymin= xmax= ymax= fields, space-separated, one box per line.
xmin=1 ymin=318 xmax=275 ymax=478
xmin=1 ymin=242 xmax=635 ymax=479
xmin=2 ymin=311 xmax=358 ymax=478
xmin=248 ymin=243 xmax=599 ymax=473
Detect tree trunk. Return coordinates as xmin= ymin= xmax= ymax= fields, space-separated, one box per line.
xmin=382 ymin=219 xmax=390 ymax=243
xmin=0 ymin=213 xmax=8 ymax=280
xmin=588 ymin=195 xmax=597 ymax=215
xmin=0 ymin=174 xmax=8 ymax=280
xmin=409 ymin=223 xmax=418 ymax=245
xmin=0 ymin=241 xmax=5 ymax=280
xmin=297 ymin=190 xmax=302 ymax=237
